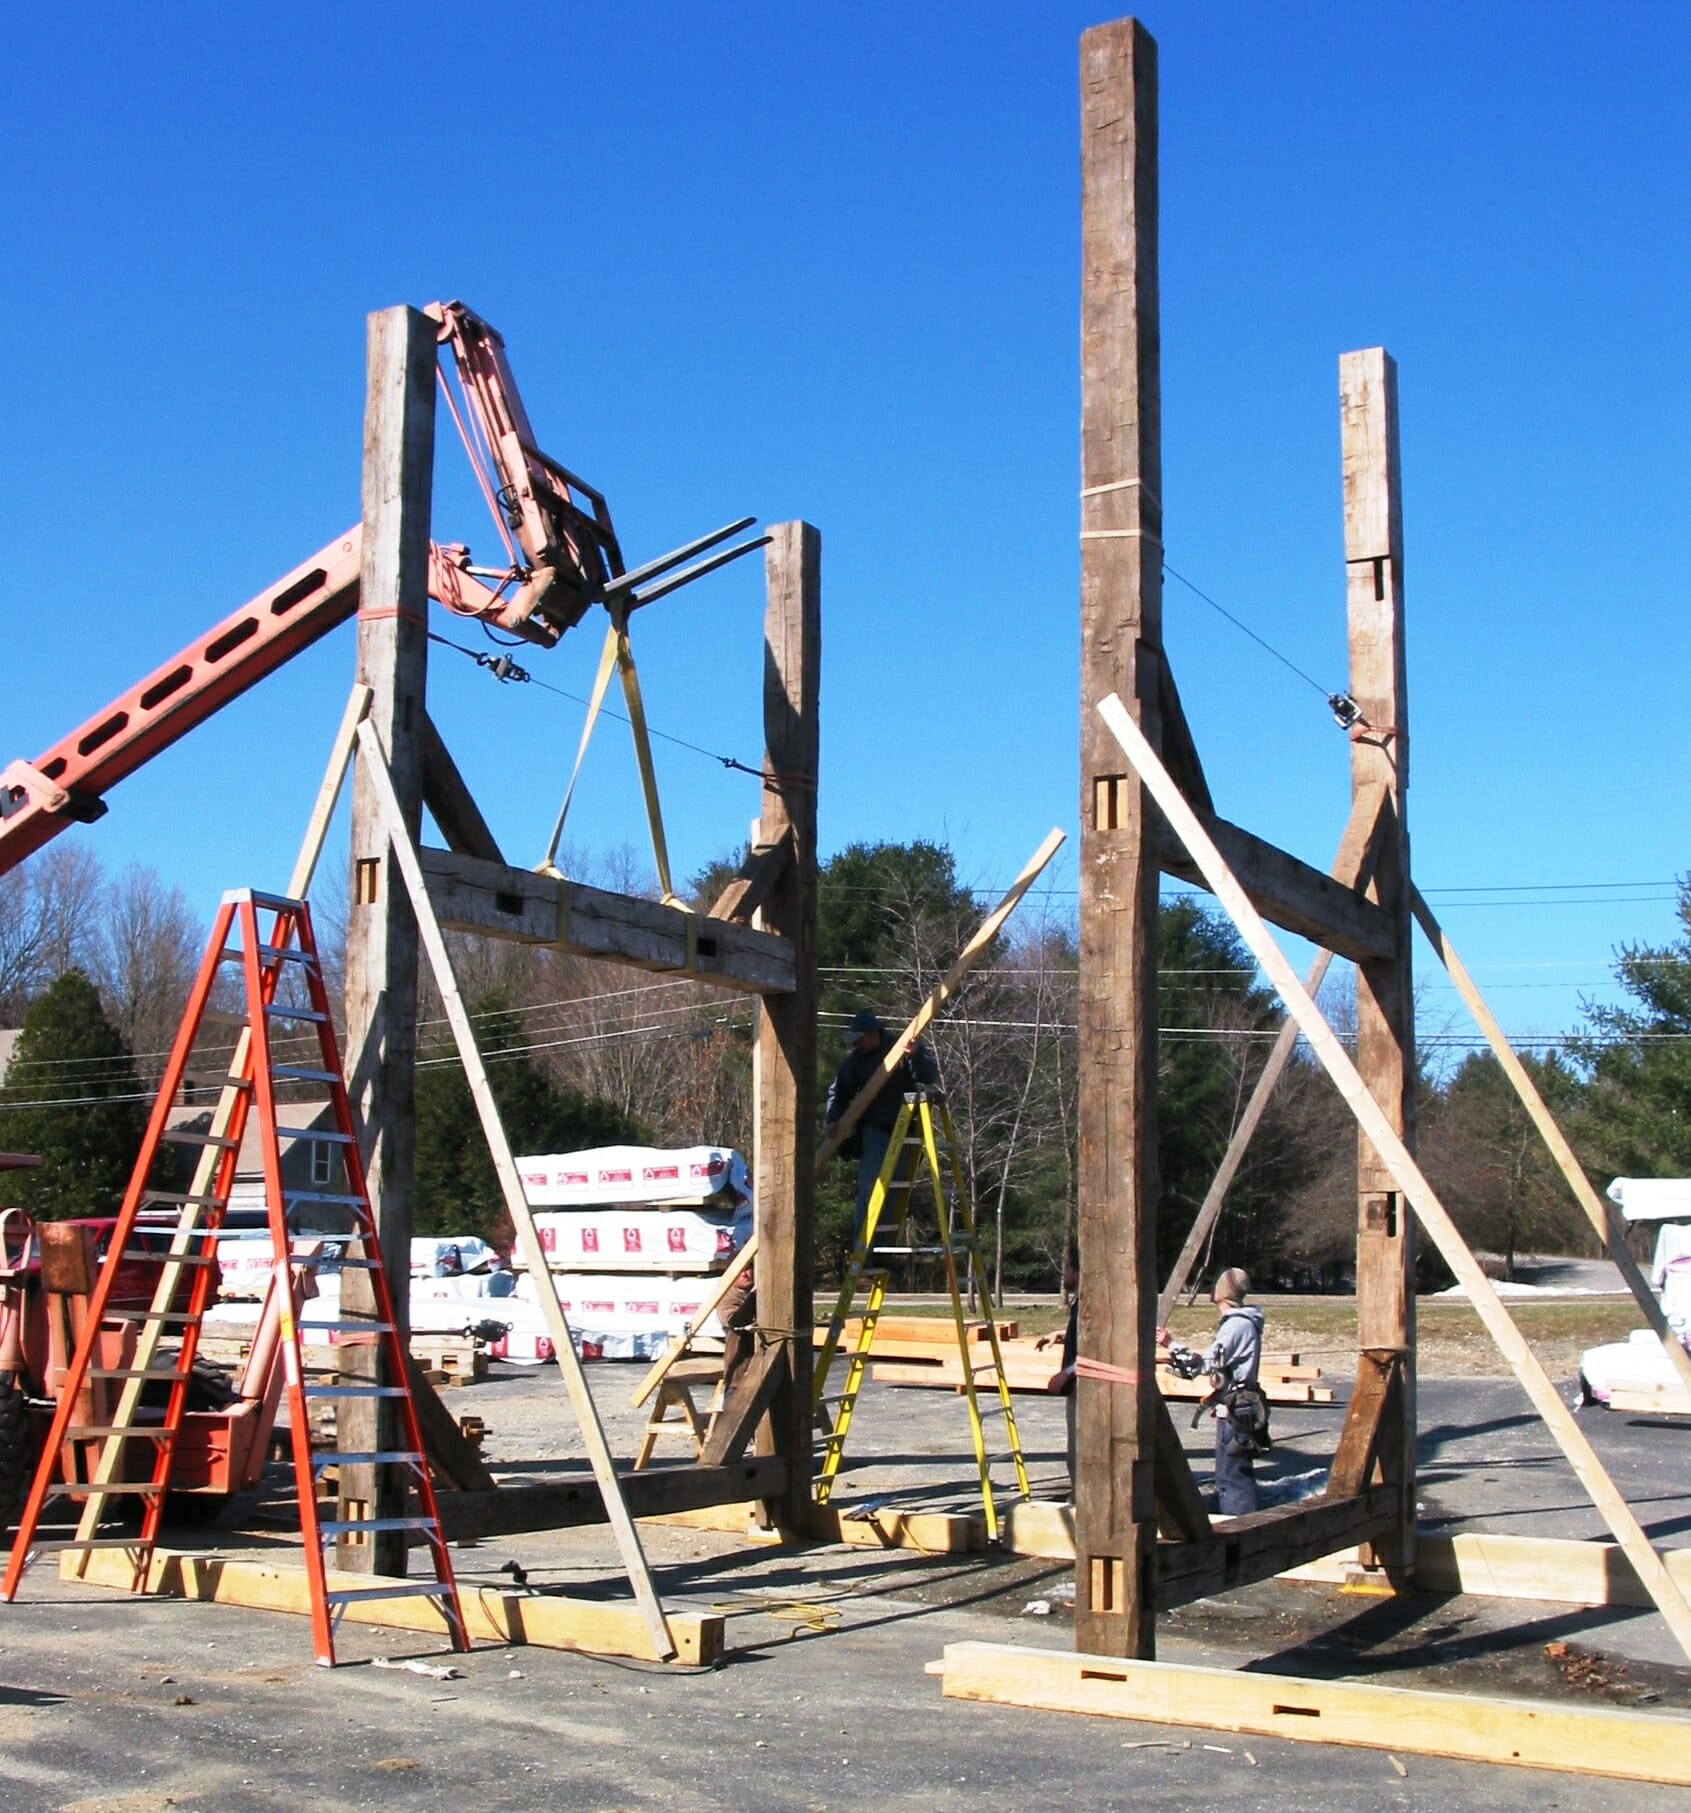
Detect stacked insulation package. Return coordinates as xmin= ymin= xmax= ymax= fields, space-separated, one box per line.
xmin=511 ymin=1144 xmax=750 ymax=1360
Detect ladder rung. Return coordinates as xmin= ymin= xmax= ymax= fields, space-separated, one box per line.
xmin=271 ymin=1065 xmax=339 ymax=1084
xmin=871 ymin=1245 xmax=958 ymax=1257
xmin=222 ymin=943 xmax=317 ymax=967
xmin=266 ymin=1003 xmax=327 ymax=1023
xmin=323 ymin=1582 xmax=452 ymax=1606
xmin=284 ymin=1191 xmax=366 ymax=1208
xmin=302 ymin=1386 xmax=407 ymax=1399
xmin=328 ymin=1257 xmax=381 ymax=1270
xmin=48 ymin=1480 xmax=166 ymax=1497
xmin=239 ymin=888 xmax=306 ymax=912
xmin=116 ymin=1252 xmax=217 ymax=1269
xmin=130 ymin=1310 xmax=203 ymax=1327
xmin=316 ymin=1451 xmax=423 ymax=1469
xmin=48 ymin=1536 xmax=164 ymax=1551
xmin=275 ymin=1126 xmax=353 ymax=1145
xmin=317 ymin=1517 xmax=438 ymax=1538
xmin=162 ymin=1130 xmax=240 ymax=1149
xmin=62 ymin=1426 xmax=167 ymax=1442
xmin=86 ymin=1366 xmax=192 ymax=1381
xmin=141 ymin=1190 xmax=228 ymax=1208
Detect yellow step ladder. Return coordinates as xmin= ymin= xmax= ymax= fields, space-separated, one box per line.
xmin=812 ymin=1091 xmax=1030 ymax=1540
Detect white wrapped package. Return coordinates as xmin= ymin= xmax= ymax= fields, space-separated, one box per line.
xmin=527 ymin=1207 xmax=737 ymax=1274
xmin=1607 ymin=1178 xmax=1691 ymax=1224
xmin=410 ymin=1236 xmax=497 ymax=1277
xmin=515 ymin=1145 xmax=746 ymax=1207
xmin=1580 ymin=1325 xmax=1689 ymax=1403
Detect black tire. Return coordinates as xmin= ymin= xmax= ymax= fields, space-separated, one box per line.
xmin=0 ymin=1373 xmax=34 ymax=1531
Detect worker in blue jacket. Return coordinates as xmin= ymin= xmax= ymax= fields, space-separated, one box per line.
xmin=824 ymin=1010 xmax=938 ymax=1245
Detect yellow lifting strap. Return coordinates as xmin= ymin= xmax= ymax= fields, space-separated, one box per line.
xmin=534 ymin=611 xmax=697 ymax=967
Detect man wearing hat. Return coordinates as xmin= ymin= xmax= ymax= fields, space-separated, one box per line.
xmin=825 ymin=1010 xmax=939 ymax=1244
xmin=1204 ymin=1266 xmax=1266 ymax=1514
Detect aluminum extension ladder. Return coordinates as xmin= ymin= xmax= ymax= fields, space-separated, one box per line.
xmin=1 ymin=888 xmax=469 ymax=1666
xmin=812 ymin=1090 xmax=1030 ymax=1540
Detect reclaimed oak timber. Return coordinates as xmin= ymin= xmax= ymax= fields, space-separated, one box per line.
xmin=1342 ymin=346 xmax=1416 ymax=1574
xmin=753 ymin=521 xmax=821 ymax=1531
xmin=433 ymin=1456 xmax=789 ymax=1541
xmin=1153 ymin=1393 xmax=1211 ymax=1541
xmin=935 ymin=1641 xmax=1691 ymax=1786
xmin=1323 ymin=1348 xmax=1402 ymax=1500
xmin=708 ymin=831 xmax=792 ymax=923
xmin=1155 ymin=1486 xmax=1400 ymax=1609
xmin=340 ymin=304 xmax=436 ymax=1575
xmin=403 ymin=1352 xmax=497 ymax=1492
xmin=1411 ymin=883 xmax=1691 ymax=1402
xmin=66 ymin=1548 xmax=722 ymax=1667
xmin=699 ymin=1342 xmax=790 ymax=1468
xmin=1075 ymin=13 xmax=1162 ymax=1659
xmin=1153 ymin=652 xmax=1212 ymax=819
xmin=1159 ymin=814 xmax=1395 ymax=964
xmin=418 ymin=845 xmax=796 ymax=995
xmin=421 ymin=709 xmax=504 ymax=864
xmin=1097 ymin=689 xmax=1691 ymax=1662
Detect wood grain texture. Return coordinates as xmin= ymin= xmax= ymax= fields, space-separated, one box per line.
xmin=340 ymin=304 xmax=436 ymax=1575
xmin=1341 ymin=345 xmax=1416 ymax=1574
xmin=418 ymin=845 xmax=796 ymax=993
xmin=938 ymin=1641 xmax=1691 ymax=1784
xmin=1076 ymin=13 xmax=1161 ymax=1658
xmin=753 ymin=521 xmax=820 ymax=1529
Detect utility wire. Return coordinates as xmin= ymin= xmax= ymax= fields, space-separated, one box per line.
xmin=1162 ymin=563 xmax=1333 ymax=702
xmin=427 ymin=631 xmax=768 ymax=781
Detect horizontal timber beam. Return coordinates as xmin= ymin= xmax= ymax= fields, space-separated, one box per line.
xmin=420 ymin=845 xmax=796 ymax=995
xmin=935 ymin=1641 xmax=1691 ymax=1786
xmin=1161 ymin=815 xmax=1396 ymax=964
xmin=67 ymin=1547 xmax=721 ymax=1666
xmin=433 ymin=1455 xmax=788 ymax=1542
xmin=1155 ymin=1485 xmax=1400 ymax=1610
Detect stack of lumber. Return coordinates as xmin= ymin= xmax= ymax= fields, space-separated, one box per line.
xmin=814 ymin=1315 xmax=1019 ymax=1365
xmin=410 ymin=1333 xmax=486 ymax=1386
xmin=1608 ymin=1382 xmax=1691 ymax=1416
xmin=870 ymin=1333 xmax=1332 ymax=1404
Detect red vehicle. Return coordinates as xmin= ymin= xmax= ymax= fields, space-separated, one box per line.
xmin=0 ymin=1160 xmax=298 ymax=1527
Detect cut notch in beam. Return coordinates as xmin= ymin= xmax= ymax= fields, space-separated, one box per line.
xmin=936 ymin=1641 xmax=1691 ymax=1786
xmin=419 ymin=845 xmax=796 ymax=996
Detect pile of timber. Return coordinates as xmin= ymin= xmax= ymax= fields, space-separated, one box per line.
xmin=869 ymin=1332 xmax=1333 ymax=1404
xmin=1607 ymin=1383 xmax=1691 ymax=1417
xmin=813 ymin=1314 xmax=1018 ymax=1365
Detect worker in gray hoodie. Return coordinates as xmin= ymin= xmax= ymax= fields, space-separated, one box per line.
xmin=1205 ymin=1266 xmax=1266 ymax=1514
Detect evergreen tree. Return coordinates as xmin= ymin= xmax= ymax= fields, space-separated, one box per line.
xmin=1571 ymin=879 xmax=1691 ymax=1177
xmin=0 ymin=969 xmax=153 ymax=1220
xmin=414 ymin=994 xmax=647 ymax=1245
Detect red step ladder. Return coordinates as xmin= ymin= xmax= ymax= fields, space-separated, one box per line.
xmin=1 ymin=888 xmax=469 ymax=1666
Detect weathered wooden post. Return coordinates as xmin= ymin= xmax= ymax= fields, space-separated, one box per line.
xmin=1341 ymin=346 xmax=1416 ymax=1573
xmin=752 ymin=521 xmax=820 ymax=1531
xmin=338 ymin=304 xmax=435 ymax=1574
xmin=1075 ymin=15 xmax=1163 ymax=1658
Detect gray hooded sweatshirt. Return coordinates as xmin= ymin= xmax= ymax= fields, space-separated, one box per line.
xmin=1205 ymin=1303 xmax=1264 ymax=1415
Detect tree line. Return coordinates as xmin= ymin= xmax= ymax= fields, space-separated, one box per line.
xmin=1 ymin=836 xmax=1687 ymax=1292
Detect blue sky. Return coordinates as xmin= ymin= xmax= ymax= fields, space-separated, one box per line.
xmin=4 ymin=2 xmax=1687 ymax=1050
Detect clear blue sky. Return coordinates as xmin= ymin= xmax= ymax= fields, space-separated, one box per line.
xmin=4 ymin=2 xmax=1686 ymax=1050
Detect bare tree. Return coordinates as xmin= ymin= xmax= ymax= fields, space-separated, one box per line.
xmin=0 ymin=845 xmax=104 ymax=1021
xmin=92 ymin=864 xmax=205 ymax=1066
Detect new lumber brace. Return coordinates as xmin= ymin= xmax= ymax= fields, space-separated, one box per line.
xmin=66 ymin=1547 xmax=722 ymax=1667
xmin=933 ymin=1641 xmax=1691 ymax=1787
